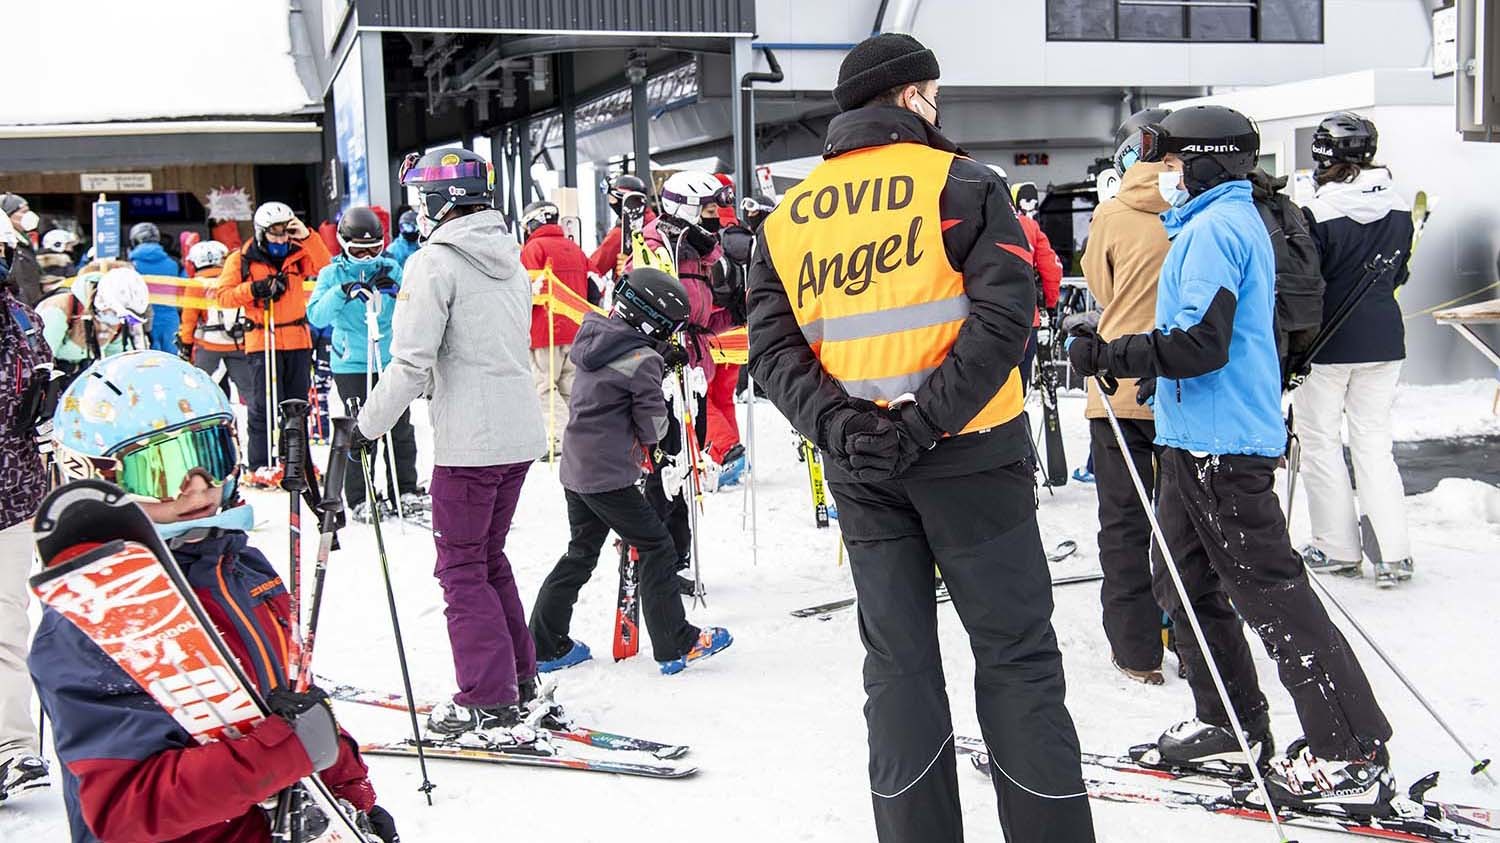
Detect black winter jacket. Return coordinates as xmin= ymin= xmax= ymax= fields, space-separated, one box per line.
xmin=1300 ymin=168 xmax=1413 ymax=364
xmin=559 ymin=313 xmax=670 ymax=494
xmin=747 ymin=107 xmax=1037 ymax=481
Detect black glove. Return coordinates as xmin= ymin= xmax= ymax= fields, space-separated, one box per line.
xmin=656 ymin=341 xmax=689 ymax=371
xmin=892 ymin=401 xmax=941 ymax=451
xmin=368 ymin=267 xmax=398 ymax=293
xmin=266 ymin=686 xmax=340 ymax=772
xmin=820 ymin=400 xmax=915 ymax=481
xmin=175 ymin=338 xmax=193 ymax=361
xmin=1135 ymin=376 xmax=1157 ymax=406
xmin=360 ymin=805 xmax=400 ymax=842
xmin=1065 ymin=324 xmax=1106 ymax=377
xmin=350 ymin=422 xmax=378 ymax=455
xmin=251 ymin=274 xmax=288 ymax=301
xmin=341 ymin=279 xmax=375 ymax=301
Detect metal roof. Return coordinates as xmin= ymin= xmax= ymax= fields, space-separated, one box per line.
xmin=354 ymin=0 xmax=755 ymax=36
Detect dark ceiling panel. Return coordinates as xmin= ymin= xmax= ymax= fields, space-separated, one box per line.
xmin=357 ymin=0 xmax=754 ymax=34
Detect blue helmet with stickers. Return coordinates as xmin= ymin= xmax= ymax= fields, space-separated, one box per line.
xmin=53 ymin=350 xmax=239 ymax=501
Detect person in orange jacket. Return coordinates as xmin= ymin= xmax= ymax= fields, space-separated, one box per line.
xmin=214 ymin=202 xmax=331 ymax=478
xmin=1010 ymin=182 xmax=1063 ymax=391
xmin=177 ymin=240 xmax=256 ymax=414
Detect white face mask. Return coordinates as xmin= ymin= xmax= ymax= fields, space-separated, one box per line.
xmin=18 ymin=210 xmax=39 ymax=233
xmin=1157 ymin=171 xmax=1190 ymax=208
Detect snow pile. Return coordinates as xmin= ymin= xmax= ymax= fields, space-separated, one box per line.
xmin=10 ymin=0 xmax=312 ymax=125
xmin=1391 ymin=379 xmax=1500 ymax=441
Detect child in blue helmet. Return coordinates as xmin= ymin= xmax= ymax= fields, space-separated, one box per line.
xmin=34 ymin=350 xmax=398 ymax=843
xmin=307 ymin=206 xmax=422 ymax=521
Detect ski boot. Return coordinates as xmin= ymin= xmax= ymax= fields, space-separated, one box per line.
xmin=1373 ymin=558 xmax=1414 ymax=589
xmin=1299 ymin=544 xmax=1362 ymax=576
xmin=0 ymin=754 xmax=49 ymax=801
xmin=427 ymin=701 xmax=539 ymax=748
xmin=399 ymin=488 xmax=431 ymax=513
xmin=659 ymin=627 xmax=733 ymax=676
xmin=1112 ymin=657 xmax=1164 ymax=686
xmin=1134 ymin=714 xmax=1274 ymax=775
xmin=537 ymin=640 xmax=592 ymax=674
xmin=1072 ymin=466 xmax=1096 ymax=484
xmin=519 ymin=677 xmax=572 ymax=730
xmin=1258 ymin=740 xmax=1396 ymax=817
xmin=717 ymin=444 xmax=747 ymax=489
xmin=350 ymin=500 xmax=378 ymax=524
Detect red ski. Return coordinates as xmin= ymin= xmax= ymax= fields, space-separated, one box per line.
xmin=612 ymin=539 xmax=641 ymax=661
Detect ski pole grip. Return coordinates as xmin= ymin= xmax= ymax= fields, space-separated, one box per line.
xmin=278 ymin=399 xmax=312 ymax=493
xmin=321 ymin=417 xmax=357 ymax=519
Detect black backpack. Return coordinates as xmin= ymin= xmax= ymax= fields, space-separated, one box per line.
xmin=1248 ymin=170 xmax=1325 ymax=371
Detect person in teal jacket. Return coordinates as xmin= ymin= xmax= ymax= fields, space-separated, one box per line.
xmin=307 ymin=207 xmax=422 ymax=519
xmin=1068 ymin=105 xmax=1395 ymax=816
xmin=387 ymin=210 xmax=422 ymax=268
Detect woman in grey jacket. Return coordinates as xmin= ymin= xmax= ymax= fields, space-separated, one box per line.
xmin=358 ymin=148 xmax=549 ymax=739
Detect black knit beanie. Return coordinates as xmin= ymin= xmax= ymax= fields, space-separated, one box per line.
xmin=833 ymin=33 xmax=941 ymax=113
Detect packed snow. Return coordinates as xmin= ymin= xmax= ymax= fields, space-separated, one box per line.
xmin=7 ymin=380 xmax=1500 ymax=841
xmin=12 ymin=0 xmax=311 ymax=126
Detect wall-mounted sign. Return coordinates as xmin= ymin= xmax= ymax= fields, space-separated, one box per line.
xmin=80 ymin=173 xmax=153 ymax=192
xmin=206 ymin=187 xmax=254 ymax=221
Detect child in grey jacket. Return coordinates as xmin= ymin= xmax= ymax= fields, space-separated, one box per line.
xmin=529 ymin=268 xmax=733 ymax=676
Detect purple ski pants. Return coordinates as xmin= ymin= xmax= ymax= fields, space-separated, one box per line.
xmin=430 ymin=462 xmax=538 ymax=708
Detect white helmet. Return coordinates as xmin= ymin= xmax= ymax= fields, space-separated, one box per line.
xmin=659 ymin=171 xmax=731 ymax=222
xmin=253 ymin=201 xmax=296 ymax=238
xmin=42 ymin=229 xmax=77 ymax=254
xmin=187 ymin=240 xmax=230 ymax=270
xmin=93 ymin=267 xmax=151 ymax=325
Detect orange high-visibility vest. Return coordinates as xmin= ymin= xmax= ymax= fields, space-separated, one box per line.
xmin=762 ymin=143 xmax=1023 ymax=436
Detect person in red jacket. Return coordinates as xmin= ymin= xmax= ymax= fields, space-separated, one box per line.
xmin=587 ymin=174 xmax=654 ymax=300
xmin=522 ymin=200 xmax=593 ymax=457
xmin=1011 ymin=182 xmax=1062 ymax=391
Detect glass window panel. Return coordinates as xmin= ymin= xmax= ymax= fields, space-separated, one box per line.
xmin=1259 ymin=0 xmax=1323 ymax=42
xmin=1120 ymin=5 xmax=1185 ymax=40
xmin=1048 ymin=0 xmax=1116 ymax=40
xmin=1190 ymin=6 xmax=1253 ymax=41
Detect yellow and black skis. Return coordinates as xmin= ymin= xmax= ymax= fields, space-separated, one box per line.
xmin=796 ymin=435 xmax=830 ymax=528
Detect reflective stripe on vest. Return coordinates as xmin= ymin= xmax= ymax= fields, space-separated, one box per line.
xmin=762 ymin=142 xmax=1023 ymax=436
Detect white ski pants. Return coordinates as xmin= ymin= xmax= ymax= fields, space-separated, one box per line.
xmin=1292 ymin=360 xmax=1411 ymax=562
xmin=0 ymin=520 xmax=38 ymax=763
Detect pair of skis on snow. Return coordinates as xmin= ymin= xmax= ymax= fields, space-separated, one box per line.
xmin=795 ymin=435 xmax=832 ymax=528
xmin=955 ymin=736 xmax=1499 ymax=842
xmin=320 ymin=680 xmax=696 ymax=779
xmin=789 ymin=540 xmax=1089 ymax=619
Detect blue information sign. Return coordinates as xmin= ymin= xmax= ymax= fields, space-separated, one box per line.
xmin=93 ymin=200 xmax=122 ymax=260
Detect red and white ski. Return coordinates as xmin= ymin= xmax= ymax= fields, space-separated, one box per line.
xmin=30 ymin=479 xmax=374 ymax=842
xmin=612 ymin=539 xmax=641 ymax=661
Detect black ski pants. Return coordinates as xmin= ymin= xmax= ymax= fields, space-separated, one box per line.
xmin=529 ymin=486 xmax=699 ymax=663
xmin=1154 ymin=448 xmax=1392 ymax=760
xmin=246 ymin=349 xmax=311 ymax=470
xmin=1089 ymin=418 xmax=1166 ymax=672
xmin=829 ymin=459 xmax=1094 ymax=843
xmin=332 ymin=373 xmax=419 ymax=507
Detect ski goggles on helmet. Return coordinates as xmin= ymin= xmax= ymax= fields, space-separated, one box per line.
xmin=740 ymin=195 xmax=775 ymax=215
xmin=1126 ymin=124 xmax=1169 ymax=165
xmin=109 ymin=419 xmax=239 ymax=500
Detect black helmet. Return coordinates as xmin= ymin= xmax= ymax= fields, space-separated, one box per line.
xmin=1113 ymin=107 xmax=1172 ymax=173
xmin=522 ymin=200 xmax=561 ymax=234
xmin=399 ymin=147 xmax=494 ymax=236
xmin=129 ymin=222 xmax=161 ymax=247
xmin=337 ymin=206 xmax=385 ymax=256
xmin=1312 ymin=112 xmax=1378 ymax=168
xmin=612 ymin=268 xmax=689 ymax=338
xmin=1139 ymin=105 xmax=1259 ymax=196
xmin=398 ymin=209 xmax=419 ymax=237
xmin=609 ymin=174 xmax=647 ymax=201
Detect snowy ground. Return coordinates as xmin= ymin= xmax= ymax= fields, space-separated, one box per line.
xmin=8 ymin=380 xmax=1500 ymax=841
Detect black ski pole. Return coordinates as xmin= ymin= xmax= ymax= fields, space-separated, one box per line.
xmin=295 ymin=416 xmax=352 ymax=690
xmin=1095 ymin=376 xmax=1292 ymax=843
xmin=279 ymin=399 xmax=312 ymax=658
xmin=349 ymin=398 xmax=436 ymax=805
xmin=1284 ymin=251 xmax=1401 ymax=390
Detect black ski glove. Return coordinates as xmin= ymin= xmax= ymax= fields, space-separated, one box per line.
xmin=341 ymin=279 xmax=375 ymax=301
xmin=360 ymin=805 xmax=400 ymax=842
xmin=175 ymin=338 xmax=193 ymax=362
xmin=251 ymin=274 xmax=288 ymax=302
xmin=1067 ymin=324 xmax=1119 ymax=395
xmin=1135 ymin=376 xmax=1157 ymax=406
xmin=656 ymin=341 xmax=689 ymax=371
xmin=820 ymin=399 xmax=913 ymax=481
xmin=892 ymin=401 xmax=941 ymax=451
xmin=266 ymin=686 xmax=340 ymax=772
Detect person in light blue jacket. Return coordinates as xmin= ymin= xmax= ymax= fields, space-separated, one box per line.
xmin=1068 ymin=106 xmax=1395 ymax=816
xmin=126 ymin=222 xmax=183 ymax=352
xmin=387 ymin=209 xmax=422 ymax=268
xmin=307 ymin=206 xmax=421 ymax=518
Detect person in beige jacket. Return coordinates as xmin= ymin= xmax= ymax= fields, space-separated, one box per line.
xmin=1080 ymin=110 xmax=1174 ymax=685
